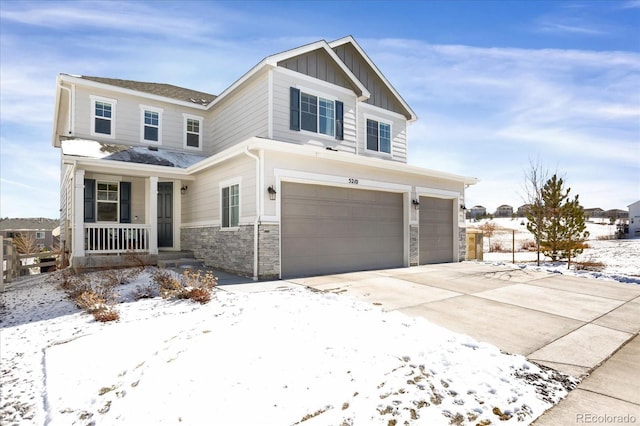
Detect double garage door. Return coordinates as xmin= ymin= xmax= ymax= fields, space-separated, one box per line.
xmin=280 ymin=184 xmax=456 ymax=278
xmin=281 ymin=183 xmax=404 ymax=278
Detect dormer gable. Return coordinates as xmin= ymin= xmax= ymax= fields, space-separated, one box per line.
xmin=330 ymin=36 xmax=416 ymax=122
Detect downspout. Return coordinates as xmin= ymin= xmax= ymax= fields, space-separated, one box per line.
xmin=244 ymin=146 xmax=260 ymax=281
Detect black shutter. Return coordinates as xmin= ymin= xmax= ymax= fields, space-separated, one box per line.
xmin=120 ymin=181 xmax=131 ymax=223
xmin=335 ymin=100 xmax=344 ymax=140
xmin=84 ymin=179 xmax=96 ymax=223
xmin=290 ymin=87 xmax=300 ymax=131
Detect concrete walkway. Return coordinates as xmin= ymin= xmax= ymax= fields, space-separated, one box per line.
xmin=283 ymin=262 xmax=640 ymax=425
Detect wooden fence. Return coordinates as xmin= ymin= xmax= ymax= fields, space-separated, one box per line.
xmin=1 ymin=236 xmax=59 ymax=291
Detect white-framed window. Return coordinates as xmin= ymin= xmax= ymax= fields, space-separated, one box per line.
xmin=183 ymin=114 xmax=203 ymax=150
xmin=140 ymin=105 xmax=163 ymax=143
xmin=35 ymin=231 xmax=45 ymax=240
xmin=96 ymin=181 xmax=119 ymax=222
xmin=90 ymin=95 xmax=117 ymax=138
xmin=290 ymin=87 xmax=343 ymax=140
xmin=366 ymin=118 xmax=392 ymax=154
xmin=220 ymin=180 xmax=240 ymax=228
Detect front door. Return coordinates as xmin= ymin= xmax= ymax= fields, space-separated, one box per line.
xmin=157 ymin=182 xmax=173 ymax=247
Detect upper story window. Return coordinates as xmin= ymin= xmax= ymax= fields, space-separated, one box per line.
xmin=366 ymin=119 xmax=391 ymax=154
xmin=221 ymin=183 xmax=240 ymax=228
xmin=183 ymin=114 xmax=203 ymax=150
xmin=90 ymin=95 xmax=117 ymax=138
xmin=35 ymin=231 xmax=45 ymax=240
xmin=290 ymin=87 xmax=343 ymax=140
xmin=140 ymin=105 xmax=163 ymax=143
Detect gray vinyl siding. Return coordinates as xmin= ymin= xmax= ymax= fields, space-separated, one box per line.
xmin=277 ymin=49 xmax=359 ymax=93
xmin=332 ymin=43 xmax=409 ymax=118
xmin=271 ymin=68 xmax=357 ymax=153
xmin=181 ymin=156 xmax=256 ymax=224
xmin=359 ymin=104 xmax=408 ymax=163
xmin=60 ymin=163 xmax=74 ymax=243
xmin=208 ymin=71 xmax=269 ymax=155
xmin=71 ymin=84 xmax=208 ymax=153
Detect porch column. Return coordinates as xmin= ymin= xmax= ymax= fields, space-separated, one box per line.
xmin=147 ymin=176 xmax=158 ymax=255
xmin=73 ymin=169 xmax=85 ymax=257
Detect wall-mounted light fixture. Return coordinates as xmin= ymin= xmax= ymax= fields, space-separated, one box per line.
xmin=181 ymin=185 xmax=188 ymax=195
xmin=412 ymin=199 xmax=420 ymax=210
xmin=460 ymin=204 xmax=466 ymax=210
xmin=267 ymin=185 xmax=277 ymax=201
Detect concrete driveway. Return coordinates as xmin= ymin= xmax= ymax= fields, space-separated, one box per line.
xmin=287 ymin=262 xmax=640 ymax=424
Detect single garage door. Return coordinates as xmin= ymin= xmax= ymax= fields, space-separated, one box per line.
xmin=281 ymin=182 xmax=404 ymax=278
xmin=419 ymin=196 xmax=454 ymax=264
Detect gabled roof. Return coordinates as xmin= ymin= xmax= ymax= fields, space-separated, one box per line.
xmin=329 ymin=36 xmax=417 ymax=122
xmin=74 ymin=75 xmax=216 ymax=105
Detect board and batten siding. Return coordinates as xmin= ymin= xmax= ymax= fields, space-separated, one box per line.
xmin=359 ymin=103 xmax=408 ymax=163
xmin=277 ymin=48 xmax=358 ymax=93
xmin=71 ymin=84 xmax=207 ymax=153
xmin=181 ymin=156 xmax=256 ymax=225
xmin=271 ymin=67 xmax=357 ymax=153
xmin=208 ymin=70 xmax=270 ymax=155
xmin=332 ymin=43 xmax=408 ymax=118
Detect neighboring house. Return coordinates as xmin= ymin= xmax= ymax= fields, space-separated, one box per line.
xmin=604 ymin=209 xmax=628 ymax=221
xmin=516 ymin=204 xmax=530 ymax=217
xmin=0 ymin=218 xmax=59 ymax=250
xmin=629 ymin=201 xmax=640 ymax=238
xmin=583 ymin=208 xmax=605 ymax=219
xmin=468 ymin=206 xmax=486 ymax=219
xmin=494 ymin=205 xmax=513 ymax=218
xmin=52 ymin=36 xmax=478 ymax=279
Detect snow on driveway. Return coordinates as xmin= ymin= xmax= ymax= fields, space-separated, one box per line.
xmin=1 ymin=270 xmax=577 ymax=425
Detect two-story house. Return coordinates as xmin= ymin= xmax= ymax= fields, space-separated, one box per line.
xmin=52 ymin=36 xmax=477 ymax=279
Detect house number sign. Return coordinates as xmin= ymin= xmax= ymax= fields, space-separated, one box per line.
xmin=348 ymin=178 xmax=359 ymax=184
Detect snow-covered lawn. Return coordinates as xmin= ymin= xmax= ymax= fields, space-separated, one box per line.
xmin=1 ymin=269 xmax=579 ymax=425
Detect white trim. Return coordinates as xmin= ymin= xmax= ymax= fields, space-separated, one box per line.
xmin=89 ymin=95 xmax=117 ymax=139
xmin=60 ymin=74 xmax=209 ymax=110
xmin=363 ymin=114 xmax=393 ymax=157
xmin=181 ymin=220 xmax=220 ymax=229
xmin=139 ymin=104 xmax=163 ymax=145
xmin=182 ymin=113 xmax=203 ymax=151
xmin=278 ymin=67 xmax=356 ymax=97
xmin=268 ymin=69 xmax=274 ymax=140
xmin=359 ymin=101 xmax=408 ymax=121
xmin=219 ymin=177 xmax=242 ymax=229
xmin=415 ymin=187 xmax=460 ymax=199
xmin=328 ymin=36 xmax=417 ymax=121
xmin=295 ymin=85 xmax=339 ymax=139
xmin=95 ymin=180 xmax=120 ymax=223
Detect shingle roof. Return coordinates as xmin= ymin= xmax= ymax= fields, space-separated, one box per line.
xmin=0 ymin=218 xmax=59 ymax=231
xmin=78 ymin=76 xmax=217 ymax=105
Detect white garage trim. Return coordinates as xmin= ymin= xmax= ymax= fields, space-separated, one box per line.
xmin=274 ymin=168 xmax=411 ymax=278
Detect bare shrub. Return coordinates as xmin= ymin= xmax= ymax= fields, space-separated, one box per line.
xmin=151 ymin=268 xmax=217 ymax=303
xmin=490 ymin=242 xmax=505 ymax=252
xmin=574 ymin=259 xmax=606 ymax=272
xmin=123 ymin=251 xmax=153 ymax=272
xmin=185 ymin=287 xmax=211 ymax=304
xmin=92 ymin=307 xmax=120 ymax=322
xmin=181 ymin=269 xmax=218 ymax=290
xmin=479 ymin=222 xmax=497 ymax=252
xmin=12 ymin=233 xmax=38 ymax=254
xmin=131 ymin=283 xmax=158 ymax=300
xmin=100 ymin=267 xmax=141 ymax=287
xmin=520 ymin=240 xmax=537 ymax=252
xmin=74 ymin=290 xmax=108 ymax=313
xmin=151 ymin=270 xmax=182 ymax=299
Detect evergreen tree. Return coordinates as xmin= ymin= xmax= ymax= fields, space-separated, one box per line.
xmin=535 ymin=174 xmax=589 ymax=263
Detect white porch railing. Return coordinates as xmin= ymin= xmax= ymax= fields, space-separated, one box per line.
xmin=84 ymin=224 xmax=151 ymax=254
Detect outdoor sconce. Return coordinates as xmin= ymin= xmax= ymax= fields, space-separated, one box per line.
xmin=267 ymin=185 xmax=277 ymax=201
xmin=412 ymin=199 xmax=420 ymax=210
xmin=460 ymin=204 xmax=466 ymax=211
xmin=180 ymin=185 xmax=188 ymax=195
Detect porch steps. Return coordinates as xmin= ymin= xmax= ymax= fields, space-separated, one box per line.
xmin=157 ymin=251 xmax=203 ymax=269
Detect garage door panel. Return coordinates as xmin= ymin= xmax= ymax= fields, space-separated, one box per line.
xmin=419 ymin=196 xmax=454 ymax=264
xmin=282 ymin=182 xmax=404 ymax=278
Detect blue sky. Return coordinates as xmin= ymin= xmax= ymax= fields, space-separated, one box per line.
xmin=1 ymin=0 xmax=639 ymax=219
